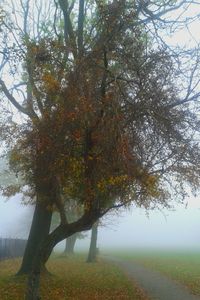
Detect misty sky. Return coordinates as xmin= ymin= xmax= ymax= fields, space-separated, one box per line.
xmin=81 ymin=196 xmax=200 ymax=250
xmin=0 ymin=2 xmax=200 ymax=252
xmin=0 ymin=192 xmax=200 ymax=251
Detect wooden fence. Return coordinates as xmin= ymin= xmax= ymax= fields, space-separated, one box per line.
xmin=0 ymin=238 xmax=27 ymax=260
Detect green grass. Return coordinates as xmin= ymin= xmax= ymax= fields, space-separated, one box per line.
xmin=106 ymin=249 xmax=200 ymax=296
xmin=0 ymin=254 xmax=148 ymax=300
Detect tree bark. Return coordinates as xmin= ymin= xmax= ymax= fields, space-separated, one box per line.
xmin=25 ymin=209 xmax=100 ymax=299
xmin=63 ymin=233 xmax=77 ymax=255
xmin=87 ymin=222 xmax=98 ymax=263
xmin=16 ymin=195 xmax=52 ymax=276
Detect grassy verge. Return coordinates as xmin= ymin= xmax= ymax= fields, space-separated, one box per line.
xmin=107 ymin=249 xmax=200 ymax=296
xmin=0 ymin=254 xmax=148 ymax=299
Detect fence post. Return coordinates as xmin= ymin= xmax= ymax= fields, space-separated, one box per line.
xmin=0 ymin=237 xmax=27 ymax=260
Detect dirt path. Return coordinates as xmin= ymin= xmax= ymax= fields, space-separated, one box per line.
xmin=105 ymin=256 xmax=200 ymax=300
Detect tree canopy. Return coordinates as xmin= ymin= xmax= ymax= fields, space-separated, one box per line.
xmin=1 ymin=1 xmax=200 ymax=298
xmin=1 ymin=0 xmax=200 ymax=215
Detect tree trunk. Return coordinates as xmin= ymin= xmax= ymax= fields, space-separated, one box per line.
xmin=16 ymin=196 xmax=52 ymax=276
xmin=87 ymin=222 xmax=98 ymax=263
xmin=63 ymin=234 xmax=77 ymax=255
xmin=25 ymin=209 xmax=99 ymax=299
xmin=25 ymin=245 xmax=47 ymax=300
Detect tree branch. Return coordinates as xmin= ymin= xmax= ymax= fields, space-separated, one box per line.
xmin=138 ymin=0 xmax=197 ymax=25
xmin=78 ymin=0 xmax=84 ymax=55
xmin=58 ymin=0 xmax=77 ymax=59
xmin=0 ymin=78 xmax=38 ymax=119
xmin=168 ymin=92 xmax=200 ymax=109
xmin=26 ymin=64 xmax=44 ymax=116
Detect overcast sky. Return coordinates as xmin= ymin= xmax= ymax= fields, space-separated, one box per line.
xmin=0 ymin=192 xmax=200 ymax=251
xmin=80 ymin=195 xmax=200 ymax=250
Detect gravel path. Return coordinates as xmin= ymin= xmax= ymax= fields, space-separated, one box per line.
xmin=105 ymin=256 xmax=200 ymax=300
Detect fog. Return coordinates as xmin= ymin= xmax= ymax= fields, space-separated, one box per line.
xmin=0 ymin=194 xmax=33 ymax=239
xmin=77 ymin=197 xmax=200 ymax=251
xmin=0 ymin=0 xmax=199 ymax=253
xmin=1 ymin=192 xmax=200 ymax=251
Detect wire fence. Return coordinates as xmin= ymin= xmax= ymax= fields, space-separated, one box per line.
xmin=0 ymin=238 xmax=27 ymax=260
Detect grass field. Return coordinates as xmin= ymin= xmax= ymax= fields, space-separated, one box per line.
xmin=107 ymin=249 xmax=200 ymax=296
xmin=0 ymin=254 xmax=148 ymax=300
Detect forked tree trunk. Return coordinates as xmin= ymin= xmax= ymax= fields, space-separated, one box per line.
xmin=87 ymin=222 xmax=98 ymax=263
xmin=25 ymin=231 xmax=66 ymax=299
xmin=16 ymin=196 xmax=52 ymax=276
xmin=63 ymin=234 xmax=77 ymax=255
xmin=25 ymin=209 xmax=99 ymax=299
